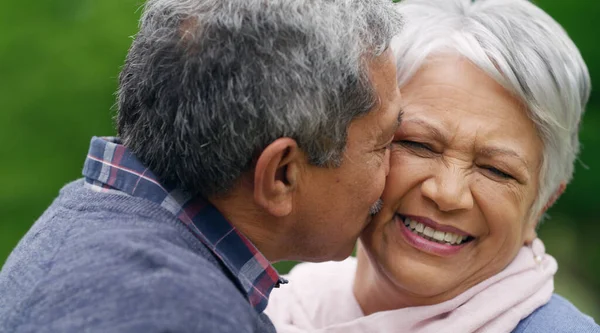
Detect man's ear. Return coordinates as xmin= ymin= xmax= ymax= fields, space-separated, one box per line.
xmin=253 ymin=138 xmax=302 ymax=217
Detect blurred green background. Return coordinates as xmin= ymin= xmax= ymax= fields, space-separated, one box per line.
xmin=0 ymin=0 xmax=598 ymax=320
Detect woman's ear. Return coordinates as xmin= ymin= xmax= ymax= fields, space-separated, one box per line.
xmin=523 ymin=224 xmax=537 ymax=245
xmin=539 ymin=182 xmax=567 ymax=219
xmin=253 ymin=138 xmax=303 ymax=217
xmin=526 ymin=182 xmax=567 ymax=245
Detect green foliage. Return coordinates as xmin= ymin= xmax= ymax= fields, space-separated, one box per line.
xmin=0 ymin=0 xmax=598 ymax=320
xmin=0 ymin=0 xmax=139 ymax=266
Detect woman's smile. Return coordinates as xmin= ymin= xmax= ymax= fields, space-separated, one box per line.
xmin=395 ymin=214 xmax=474 ymax=256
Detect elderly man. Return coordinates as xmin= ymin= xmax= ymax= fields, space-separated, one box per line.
xmin=0 ymin=0 xmax=403 ymax=332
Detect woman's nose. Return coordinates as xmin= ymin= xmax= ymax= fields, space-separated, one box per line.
xmin=420 ymin=165 xmax=473 ymax=212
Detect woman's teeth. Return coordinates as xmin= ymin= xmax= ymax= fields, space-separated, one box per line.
xmin=403 ymin=217 xmax=470 ymax=245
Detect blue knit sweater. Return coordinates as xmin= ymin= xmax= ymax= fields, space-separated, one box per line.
xmin=0 ymin=180 xmax=276 ymax=333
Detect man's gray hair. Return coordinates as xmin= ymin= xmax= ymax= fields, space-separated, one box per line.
xmin=391 ymin=0 xmax=591 ymax=222
xmin=116 ymin=0 xmax=403 ymax=197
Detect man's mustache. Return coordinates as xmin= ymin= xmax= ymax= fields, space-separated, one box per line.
xmin=369 ymin=199 xmax=383 ymax=215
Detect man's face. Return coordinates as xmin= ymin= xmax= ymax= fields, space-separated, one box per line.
xmin=291 ymin=49 xmax=403 ymax=262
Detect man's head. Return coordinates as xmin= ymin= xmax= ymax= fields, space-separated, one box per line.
xmin=117 ymin=0 xmax=403 ymax=261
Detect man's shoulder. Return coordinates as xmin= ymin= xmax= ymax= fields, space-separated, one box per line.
xmin=513 ymin=294 xmax=600 ymax=333
xmin=6 ymin=227 xmax=266 ymax=332
xmin=18 ymin=262 xmax=264 ymax=332
xmin=2 ymin=185 xmax=270 ymax=332
xmin=73 ymin=228 xmax=256 ymax=312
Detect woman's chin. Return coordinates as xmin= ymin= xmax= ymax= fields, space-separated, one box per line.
xmin=379 ymin=258 xmax=467 ymax=302
xmin=359 ymin=217 xmax=520 ymax=306
xmin=362 ymin=234 xmax=489 ymax=305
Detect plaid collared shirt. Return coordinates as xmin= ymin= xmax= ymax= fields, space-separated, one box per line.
xmin=82 ymin=136 xmax=286 ymax=313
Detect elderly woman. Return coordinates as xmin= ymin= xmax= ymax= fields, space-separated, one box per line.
xmin=265 ymin=0 xmax=598 ymax=332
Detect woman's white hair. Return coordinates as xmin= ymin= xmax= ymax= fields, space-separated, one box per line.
xmin=391 ymin=0 xmax=591 ymax=222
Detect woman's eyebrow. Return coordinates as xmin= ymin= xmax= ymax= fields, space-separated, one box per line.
xmin=478 ymin=146 xmax=530 ymax=169
xmin=389 ymin=107 xmax=404 ymax=136
xmin=401 ymin=118 xmax=446 ymax=142
xmin=378 ymin=107 xmax=404 ymax=143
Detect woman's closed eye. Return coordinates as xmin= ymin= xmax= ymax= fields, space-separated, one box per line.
xmin=481 ymin=165 xmax=514 ymax=180
xmin=397 ymin=140 xmax=435 ymax=153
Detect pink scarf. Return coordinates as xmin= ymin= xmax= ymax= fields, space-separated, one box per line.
xmin=266 ymin=239 xmax=557 ymax=333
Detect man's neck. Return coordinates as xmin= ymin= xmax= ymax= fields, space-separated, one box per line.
xmin=208 ymin=188 xmax=290 ymax=263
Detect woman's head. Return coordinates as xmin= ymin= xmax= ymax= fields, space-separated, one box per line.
xmin=356 ymin=0 xmax=590 ymax=308
xmin=391 ymin=0 xmax=590 ymax=219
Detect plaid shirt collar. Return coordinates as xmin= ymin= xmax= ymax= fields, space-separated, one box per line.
xmin=82 ymin=136 xmax=286 ymax=313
